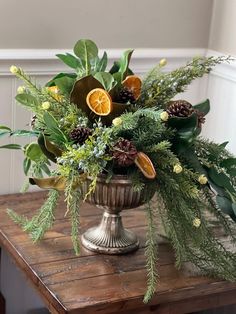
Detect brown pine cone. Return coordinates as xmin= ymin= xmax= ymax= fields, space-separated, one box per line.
xmin=112 ymin=139 xmax=138 ymax=167
xmin=69 ymin=127 xmax=92 ymax=145
xmin=167 ymin=100 xmax=194 ymax=118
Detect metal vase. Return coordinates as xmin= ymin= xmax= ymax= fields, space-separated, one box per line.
xmin=81 ymin=174 xmax=148 ymax=254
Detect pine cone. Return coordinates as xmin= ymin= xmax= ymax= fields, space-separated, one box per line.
xmin=112 ymin=139 xmax=138 ymax=167
xmin=167 ymin=100 xmax=194 ymax=118
xmin=118 ymin=87 xmax=136 ymax=104
xmin=69 ymin=127 xmax=92 ymax=145
xmin=31 ymin=115 xmax=37 ymax=129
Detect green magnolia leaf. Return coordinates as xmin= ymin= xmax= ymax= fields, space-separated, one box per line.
xmin=96 ymin=51 xmax=108 ymax=72
xmin=220 ymin=158 xmax=236 ymax=169
xmin=109 ymin=61 xmax=120 ymax=74
xmin=178 ymin=127 xmax=197 ymax=143
xmin=74 ymin=39 xmax=98 ymax=75
xmin=0 ymin=125 xmax=11 ymax=131
xmin=208 ymin=179 xmax=227 ymax=197
xmin=54 ymin=76 xmax=75 ymax=95
xmin=208 ymin=167 xmax=235 ymax=193
xmin=23 ymin=158 xmax=31 ymax=175
xmin=10 ymin=130 xmax=39 ymax=137
xmin=56 ymin=53 xmax=80 ymax=69
xmin=227 ymin=168 xmax=236 ymax=176
xmin=41 ymin=163 xmax=51 ymax=176
xmin=168 ymin=113 xmax=198 ymax=130
xmin=94 ymin=72 xmax=115 ymax=91
xmin=70 ymin=75 xmax=104 ymax=116
xmin=232 ymin=203 xmax=236 ymax=216
xmin=219 ymin=141 xmax=229 ymax=149
xmin=15 ymin=93 xmax=39 ymax=109
xmin=0 ymin=130 xmax=11 ymax=138
xmin=46 ymin=73 xmax=77 ymax=87
xmin=25 ymin=142 xmax=44 ymax=162
xmin=119 ymin=49 xmax=134 ymax=79
xmin=193 ymin=99 xmax=210 ymax=116
xmin=0 ymin=144 xmax=22 ymax=149
xmin=74 ymin=39 xmax=98 ymax=60
xmin=43 ymin=112 xmax=68 ymax=145
xmin=38 ymin=134 xmax=57 ymax=163
xmin=216 ymin=195 xmax=233 ymax=215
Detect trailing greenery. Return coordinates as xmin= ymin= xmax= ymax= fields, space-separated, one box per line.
xmin=3 ymin=39 xmax=236 ymax=304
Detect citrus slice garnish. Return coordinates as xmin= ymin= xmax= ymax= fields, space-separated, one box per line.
xmin=86 ymin=88 xmax=113 ymax=116
xmin=122 ymin=75 xmax=142 ymax=100
xmin=135 ymin=152 xmax=156 ymax=179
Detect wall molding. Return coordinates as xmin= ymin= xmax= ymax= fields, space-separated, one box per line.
xmin=0 ymin=48 xmax=206 ymax=76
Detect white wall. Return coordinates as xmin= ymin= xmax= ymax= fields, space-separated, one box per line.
xmin=0 ymin=0 xmax=213 ymax=49
xmin=209 ymin=0 xmax=236 ymax=55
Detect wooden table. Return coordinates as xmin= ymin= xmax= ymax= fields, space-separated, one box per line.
xmin=0 ymin=191 xmax=236 ymax=314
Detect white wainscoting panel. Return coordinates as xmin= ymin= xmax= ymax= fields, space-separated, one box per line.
xmin=0 ymin=47 xmax=227 ymax=195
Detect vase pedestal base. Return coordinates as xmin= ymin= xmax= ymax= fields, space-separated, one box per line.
xmin=81 ymin=211 xmax=139 ymax=255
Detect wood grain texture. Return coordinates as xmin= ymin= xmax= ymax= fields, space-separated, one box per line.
xmin=0 ymin=191 xmax=236 ymax=314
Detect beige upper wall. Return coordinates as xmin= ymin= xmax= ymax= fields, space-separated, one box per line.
xmin=209 ymin=0 xmax=236 ymax=55
xmin=0 ymin=0 xmax=213 ymax=49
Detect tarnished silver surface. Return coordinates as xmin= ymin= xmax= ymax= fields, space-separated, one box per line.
xmin=81 ymin=174 xmax=149 ymax=254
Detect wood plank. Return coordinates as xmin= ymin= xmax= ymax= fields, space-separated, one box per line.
xmin=0 ymin=192 xmax=236 ymax=314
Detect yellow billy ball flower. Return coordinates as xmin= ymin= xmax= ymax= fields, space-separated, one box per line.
xmin=173 ymin=164 xmax=183 ymax=174
xmin=10 ymin=65 xmax=19 ymax=74
xmin=160 ymin=111 xmax=169 ymax=121
xmin=198 ymin=174 xmax=208 ymax=185
xmin=17 ymin=86 xmax=26 ymax=94
xmin=159 ymin=58 xmax=167 ymax=67
xmin=42 ymin=101 xmax=51 ymax=110
xmin=112 ymin=117 xmax=122 ymax=126
xmin=193 ymin=218 xmax=201 ymax=228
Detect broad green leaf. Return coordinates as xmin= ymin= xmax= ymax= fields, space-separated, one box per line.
xmin=216 ymin=195 xmax=233 ymax=215
xmin=41 ymin=163 xmax=51 ymax=176
xmin=232 ymin=203 xmax=236 ymax=216
xmin=208 ymin=167 xmax=235 ymax=193
xmin=96 ymin=52 xmax=108 ymax=72
xmin=38 ymin=134 xmax=57 ymax=163
xmin=219 ymin=141 xmax=228 ymax=149
xmin=0 ymin=125 xmax=11 ymax=131
xmin=25 ymin=142 xmax=44 ymax=162
xmin=43 ymin=112 xmax=68 ymax=145
xmin=220 ymin=158 xmax=236 ymax=169
xmin=0 ymin=144 xmax=22 ymax=149
xmin=15 ymin=93 xmax=39 ymax=109
xmin=74 ymin=39 xmax=98 ymax=60
xmin=56 ymin=53 xmax=80 ymax=69
xmin=46 ymin=72 xmax=77 ymax=87
xmin=119 ymin=49 xmax=133 ymax=79
xmin=10 ymin=130 xmax=39 ymax=137
xmin=23 ymin=158 xmax=31 ymax=175
xmin=109 ymin=61 xmax=120 ymax=74
xmin=227 ymin=168 xmax=236 ymax=176
xmin=0 ymin=130 xmax=10 ymax=138
xmin=168 ymin=113 xmax=198 ymax=130
xmin=74 ymin=39 xmax=98 ymax=75
xmin=94 ymin=72 xmax=115 ymax=91
xmin=193 ymin=99 xmax=210 ymax=116
xmin=54 ymin=76 xmax=75 ymax=95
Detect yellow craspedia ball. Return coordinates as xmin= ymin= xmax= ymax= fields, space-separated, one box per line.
xmin=10 ymin=65 xmax=19 ymax=74
xmin=193 ymin=218 xmax=201 ymax=228
xmin=160 ymin=111 xmax=169 ymax=122
xmin=198 ymin=174 xmax=208 ymax=185
xmin=159 ymin=58 xmax=167 ymax=67
xmin=17 ymin=86 xmax=26 ymax=94
xmin=42 ymin=101 xmax=51 ymax=110
xmin=173 ymin=164 xmax=183 ymax=174
xmin=112 ymin=117 xmax=123 ymax=126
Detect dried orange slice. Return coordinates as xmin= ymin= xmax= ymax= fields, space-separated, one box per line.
xmin=122 ymin=75 xmax=142 ymax=100
xmin=47 ymin=86 xmax=63 ymax=101
xmin=86 ymin=88 xmax=113 ymax=116
xmin=135 ymin=152 xmax=156 ymax=179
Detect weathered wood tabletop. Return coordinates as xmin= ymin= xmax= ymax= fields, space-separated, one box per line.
xmin=0 ymin=191 xmax=236 ymax=314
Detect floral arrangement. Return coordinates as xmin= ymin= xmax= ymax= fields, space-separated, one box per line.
xmin=2 ymin=39 xmax=236 ymax=302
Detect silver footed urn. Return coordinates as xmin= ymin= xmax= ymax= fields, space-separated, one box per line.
xmin=81 ymin=174 xmax=149 ymax=254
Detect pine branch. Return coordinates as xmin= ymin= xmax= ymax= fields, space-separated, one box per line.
xmin=143 ymin=201 xmax=159 ymax=303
